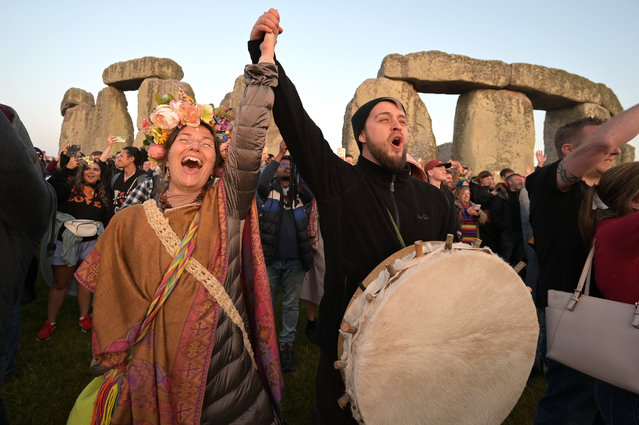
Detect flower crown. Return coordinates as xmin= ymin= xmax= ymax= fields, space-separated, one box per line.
xmin=79 ymin=156 xmax=95 ymax=167
xmin=142 ymin=88 xmax=235 ymax=161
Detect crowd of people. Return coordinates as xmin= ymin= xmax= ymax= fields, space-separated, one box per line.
xmin=1 ymin=8 xmax=639 ymax=425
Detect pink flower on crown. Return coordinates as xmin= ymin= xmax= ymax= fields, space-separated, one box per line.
xmin=148 ymin=143 xmax=166 ymax=161
xmin=214 ymin=117 xmax=233 ymax=132
xmin=150 ymin=105 xmax=180 ymax=130
xmin=178 ymin=102 xmax=204 ymax=128
xmin=141 ymin=118 xmax=150 ymax=134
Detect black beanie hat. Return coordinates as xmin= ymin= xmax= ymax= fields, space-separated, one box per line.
xmin=351 ymin=97 xmax=406 ymax=151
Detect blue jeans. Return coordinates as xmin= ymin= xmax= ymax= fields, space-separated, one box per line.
xmin=534 ymin=313 xmax=604 ymax=425
xmin=594 ymin=380 xmax=639 ymax=425
xmin=267 ymin=259 xmax=306 ymax=344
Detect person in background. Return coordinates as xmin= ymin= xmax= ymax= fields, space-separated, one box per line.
xmin=454 ymin=185 xmax=486 ymax=244
xmin=36 ymin=149 xmax=112 ymax=340
xmin=33 ymin=147 xmax=48 ymax=175
xmin=99 ymin=141 xmax=146 ymax=213
xmin=445 ymin=168 xmax=455 ymax=191
xmin=527 ymin=104 xmax=639 ymax=425
xmin=90 ymin=150 xmax=102 ymax=162
xmin=578 ymin=161 xmax=639 ymax=424
xmin=425 ymin=159 xmax=461 ymax=240
xmin=449 ymin=160 xmax=472 ymax=185
xmin=257 ymin=140 xmax=314 ymax=372
xmin=497 ymin=168 xmax=514 ymax=189
xmin=470 ymin=170 xmax=500 ymax=251
xmin=344 ymin=153 xmax=354 ymax=165
xmin=0 ymin=104 xmax=56 ymax=422
xmin=535 ymin=150 xmax=547 ymax=169
xmin=491 ymin=173 xmax=526 ymax=268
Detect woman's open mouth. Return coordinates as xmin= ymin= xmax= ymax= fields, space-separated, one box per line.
xmin=181 ymin=156 xmax=203 ymax=169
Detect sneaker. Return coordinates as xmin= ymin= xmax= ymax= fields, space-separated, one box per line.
xmin=279 ymin=342 xmax=296 ymax=372
xmin=36 ymin=321 xmax=56 ymax=340
xmin=79 ymin=315 xmax=93 ymax=332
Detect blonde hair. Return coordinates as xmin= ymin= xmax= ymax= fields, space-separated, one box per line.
xmin=579 ymin=162 xmax=639 ymax=244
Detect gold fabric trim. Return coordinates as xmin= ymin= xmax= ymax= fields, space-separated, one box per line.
xmin=142 ymin=199 xmax=257 ymax=369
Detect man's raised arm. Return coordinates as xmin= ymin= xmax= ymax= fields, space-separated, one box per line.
xmin=248 ymin=9 xmax=349 ymax=200
xmin=558 ymin=104 xmax=639 ymax=191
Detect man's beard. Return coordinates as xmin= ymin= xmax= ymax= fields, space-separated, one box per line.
xmin=367 ymin=141 xmax=407 ymax=173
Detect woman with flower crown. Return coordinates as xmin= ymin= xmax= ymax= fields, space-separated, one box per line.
xmin=73 ymin=33 xmax=283 ymax=425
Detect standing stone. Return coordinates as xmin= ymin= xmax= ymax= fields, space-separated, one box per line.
xmin=378 ymin=51 xmax=510 ymax=93
xmin=219 ymin=75 xmax=245 ymax=112
xmin=619 ymin=144 xmax=635 ymax=164
xmin=59 ymin=103 xmax=94 ymax=151
xmin=219 ymin=75 xmax=283 ymax=156
xmin=59 ymin=87 xmax=133 ymax=155
xmin=543 ymin=103 xmax=612 ymax=164
xmin=343 ymin=78 xmax=436 ymax=162
xmin=79 ymin=87 xmax=133 ymax=155
xmin=453 ymin=89 xmax=534 ymax=175
xmin=60 ymin=88 xmax=95 ymax=116
xmin=103 ymin=57 xmax=184 ymax=91
xmin=135 ymin=78 xmax=195 ymax=147
xmin=437 ymin=142 xmax=453 ymax=162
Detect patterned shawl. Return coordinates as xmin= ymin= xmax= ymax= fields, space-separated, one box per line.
xmin=75 ymin=181 xmax=282 ymax=424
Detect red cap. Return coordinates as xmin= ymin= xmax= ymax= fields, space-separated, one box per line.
xmin=424 ymin=160 xmax=452 ymax=171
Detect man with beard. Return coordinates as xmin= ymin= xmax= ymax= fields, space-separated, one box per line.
xmin=249 ymin=10 xmax=452 ymax=424
xmin=257 ymin=141 xmax=314 ymax=372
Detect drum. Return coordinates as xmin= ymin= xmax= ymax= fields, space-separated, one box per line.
xmin=335 ymin=240 xmax=538 ymax=425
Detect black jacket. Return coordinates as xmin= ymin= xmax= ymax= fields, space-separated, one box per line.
xmin=257 ymin=160 xmax=314 ymax=271
xmin=249 ymin=40 xmax=453 ymax=353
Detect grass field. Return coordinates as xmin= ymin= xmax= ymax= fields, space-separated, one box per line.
xmin=2 ymin=276 xmax=544 ymax=424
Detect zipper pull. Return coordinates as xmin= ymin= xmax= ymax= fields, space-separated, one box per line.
xmin=391 ymin=174 xmax=396 ymax=192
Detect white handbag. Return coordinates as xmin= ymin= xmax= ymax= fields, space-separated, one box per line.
xmin=64 ymin=220 xmax=99 ymax=238
xmin=546 ymin=241 xmax=639 ymax=394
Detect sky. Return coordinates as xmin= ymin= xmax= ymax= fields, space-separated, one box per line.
xmin=2 ymin=0 xmax=638 ymax=159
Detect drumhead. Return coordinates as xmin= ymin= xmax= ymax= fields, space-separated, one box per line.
xmin=337 ymin=243 xmax=538 ymax=425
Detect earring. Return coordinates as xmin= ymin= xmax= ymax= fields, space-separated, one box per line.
xmin=164 ymin=167 xmax=170 ymax=181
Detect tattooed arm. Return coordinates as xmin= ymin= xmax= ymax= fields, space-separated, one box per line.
xmin=557 ymin=104 xmax=639 ymax=192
